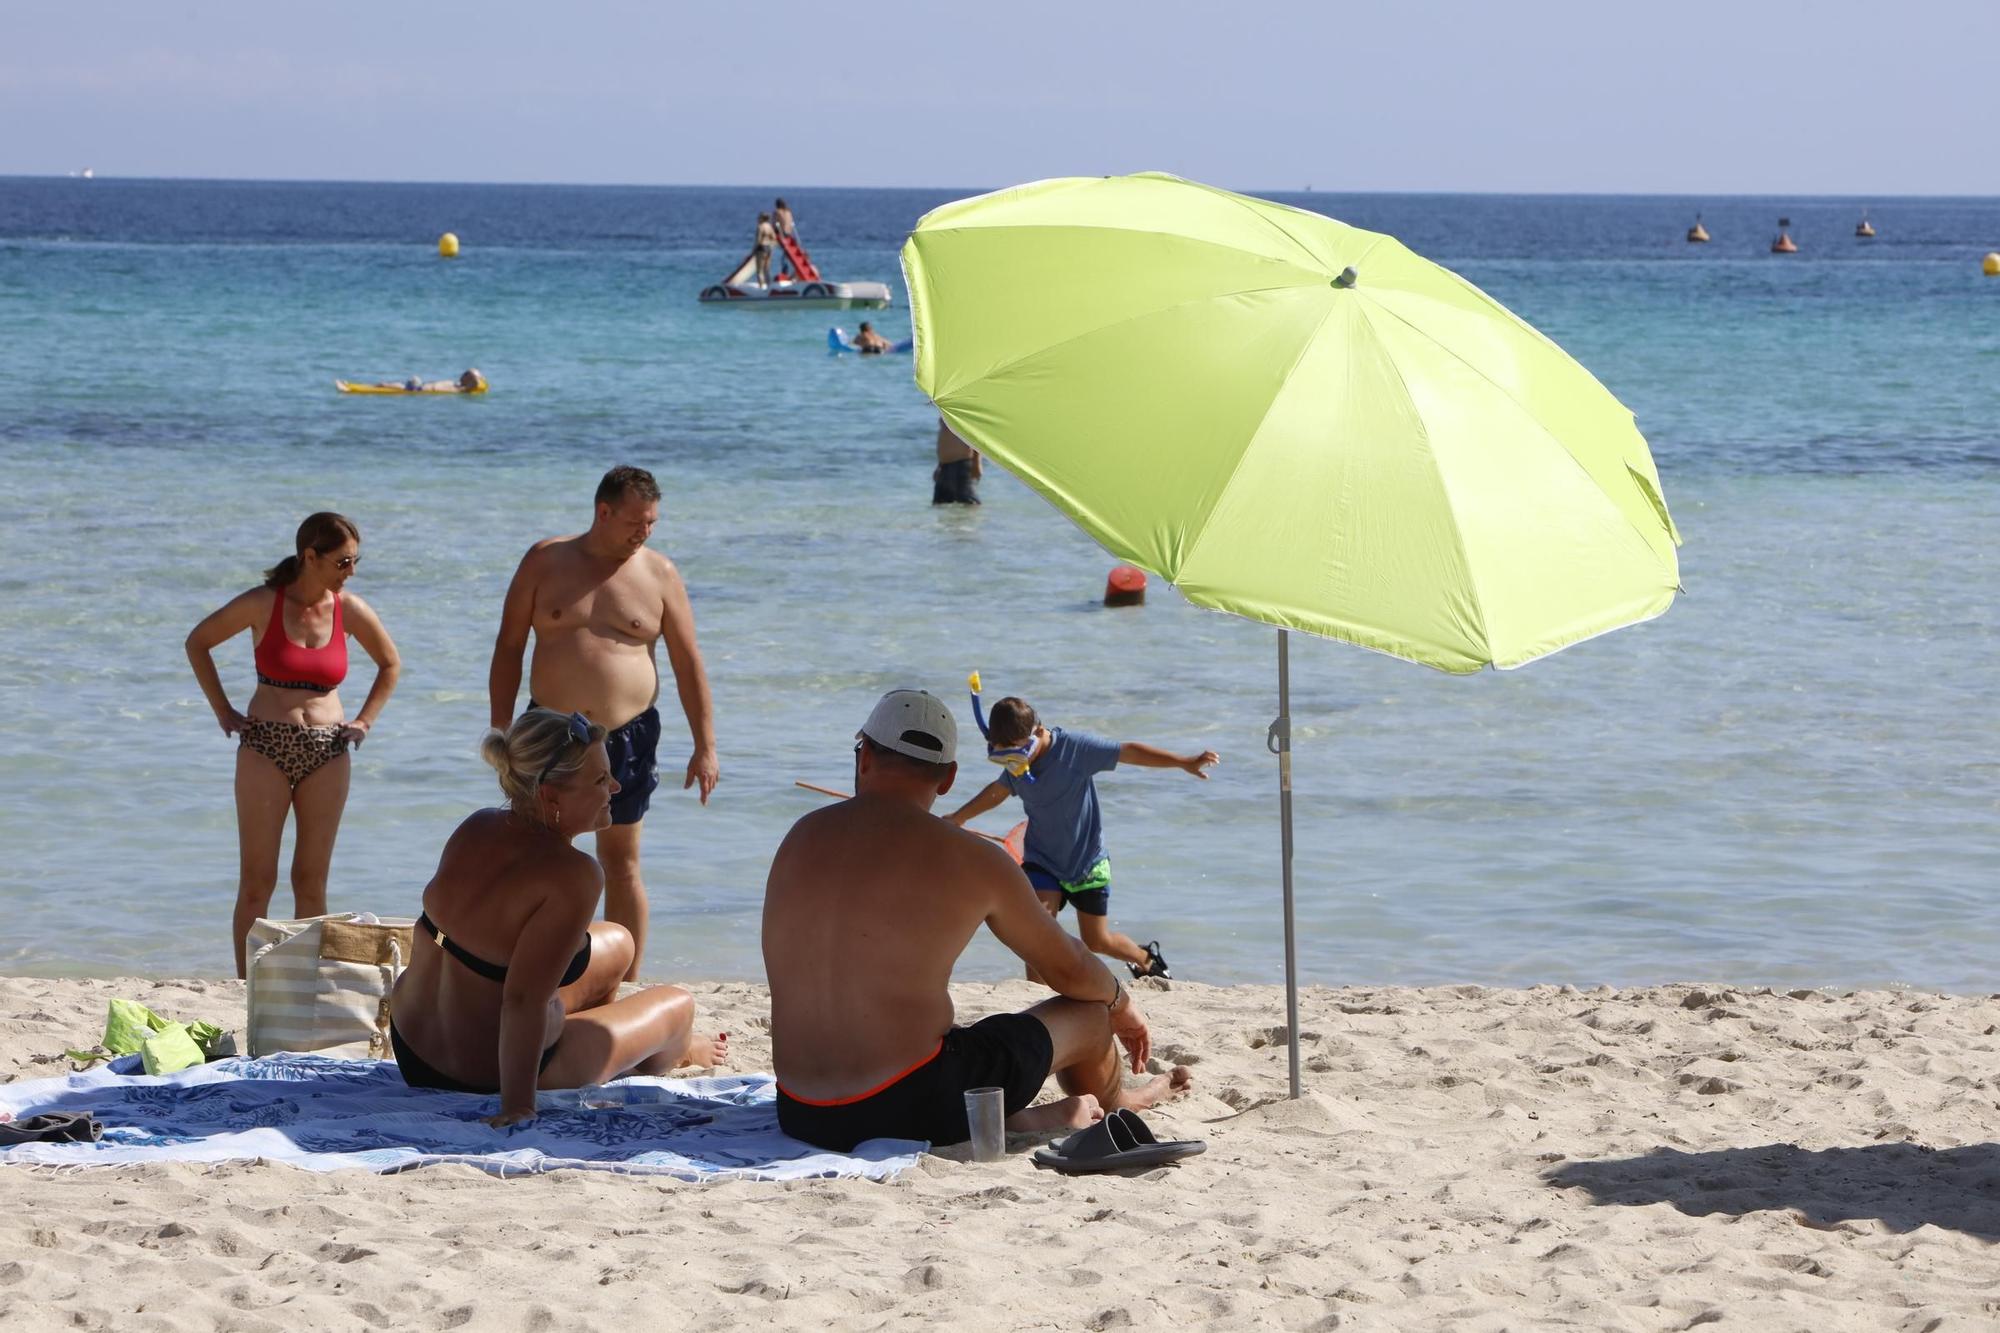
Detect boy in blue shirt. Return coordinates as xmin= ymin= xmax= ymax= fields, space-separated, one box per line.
xmin=945 ymin=694 xmax=1218 ymax=980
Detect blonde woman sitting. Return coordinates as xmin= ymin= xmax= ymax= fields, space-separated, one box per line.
xmin=389 ymin=708 xmax=726 ymax=1126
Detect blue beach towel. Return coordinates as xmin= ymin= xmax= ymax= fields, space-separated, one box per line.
xmin=0 ymin=1053 xmax=922 ymax=1181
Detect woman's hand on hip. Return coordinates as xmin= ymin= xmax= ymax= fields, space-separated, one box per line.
xmin=217 ymin=707 xmax=248 ymax=738
xmin=338 ymin=719 xmax=371 ymax=747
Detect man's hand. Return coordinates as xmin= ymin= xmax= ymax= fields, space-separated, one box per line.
xmin=1110 ymin=995 xmax=1151 ymax=1073
xmin=685 ymin=749 xmax=719 ymax=804
xmin=483 ymin=1107 xmax=536 ymax=1130
xmin=1181 ymin=750 xmax=1219 ymax=779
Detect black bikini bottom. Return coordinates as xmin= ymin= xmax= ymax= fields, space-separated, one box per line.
xmin=389 ymin=1019 xmax=559 ymax=1094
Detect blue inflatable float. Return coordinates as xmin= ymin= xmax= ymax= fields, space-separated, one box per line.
xmin=828 ymin=326 xmax=913 ymax=356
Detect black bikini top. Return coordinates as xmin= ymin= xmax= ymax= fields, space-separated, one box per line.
xmin=417 ymin=911 xmax=509 ymax=983
xmin=417 ymin=911 xmax=591 ymax=987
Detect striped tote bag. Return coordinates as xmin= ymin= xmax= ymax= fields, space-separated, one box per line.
xmin=245 ymin=914 xmax=416 ymax=1059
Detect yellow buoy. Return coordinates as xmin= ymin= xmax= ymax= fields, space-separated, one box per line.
xmin=1984 ymin=252 xmax=2000 ymax=277
xmin=438 ymin=232 xmax=460 ymax=259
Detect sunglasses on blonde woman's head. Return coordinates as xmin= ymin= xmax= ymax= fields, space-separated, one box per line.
xmin=537 ymin=712 xmax=595 ymax=785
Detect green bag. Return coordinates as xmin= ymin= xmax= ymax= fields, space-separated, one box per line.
xmin=140 ymin=1022 xmax=206 ymax=1076
xmin=65 ymin=1000 xmax=230 ymax=1069
xmin=104 ymin=997 xmax=164 ymax=1055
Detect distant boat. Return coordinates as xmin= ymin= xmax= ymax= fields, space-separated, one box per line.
xmin=1686 ymin=213 xmax=1710 ymax=243
xmin=1855 ymin=212 xmax=1876 ymax=238
xmin=1771 ymin=217 xmax=1798 ymax=254
xmin=80 ymin=168 xmax=93 ymax=180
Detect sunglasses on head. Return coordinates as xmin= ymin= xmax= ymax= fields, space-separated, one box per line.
xmin=536 ymin=711 xmax=594 ymax=785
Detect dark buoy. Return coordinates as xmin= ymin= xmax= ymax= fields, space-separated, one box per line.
xmin=1104 ymin=564 xmax=1147 ymax=607
xmin=1771 ymin=217 xmax=1798 ymax=254
xmin=1686 ymin=213 xmax=1710 ymax=243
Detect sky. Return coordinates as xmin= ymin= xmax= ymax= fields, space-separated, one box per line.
xmin=5 ymin=0 xmax=1996 ymax=194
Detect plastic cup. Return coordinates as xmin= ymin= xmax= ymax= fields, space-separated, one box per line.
xmin=963 ymin=1086 xmax=1006 ymax=1162
xmin=580 ymin=1083 xmax=627 ymax=1111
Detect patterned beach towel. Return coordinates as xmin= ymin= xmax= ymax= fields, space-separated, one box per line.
xmin=0 ymin=1052 xmax=922 ymax=1181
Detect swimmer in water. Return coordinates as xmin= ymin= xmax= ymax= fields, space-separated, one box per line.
xmin=362 ymin=369 xmax=485 ymax=393
xmin=852 ymin=323 xmax=891 ymax=355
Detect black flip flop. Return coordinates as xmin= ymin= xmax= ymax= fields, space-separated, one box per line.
xmin=1031 ymin=1108 xmax=1204 ymax=1174
xmin=1128 ymin=940 xmax=1171 ymax=980
xmin=0 ymin=1112 xmax=104 ymax=1146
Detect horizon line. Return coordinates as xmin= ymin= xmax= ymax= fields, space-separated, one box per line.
xmin=4 ymin=172 xmax=1997 ymax=202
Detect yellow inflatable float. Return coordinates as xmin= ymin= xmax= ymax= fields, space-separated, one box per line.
xmin=336 ymin=370 xmax=486 ymax=395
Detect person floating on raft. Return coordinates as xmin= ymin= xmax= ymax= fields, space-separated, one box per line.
xmin=945 ymin=671 xmax=1217 ymax=981
xmin=336 ymin=369 xmax=487 ymax=395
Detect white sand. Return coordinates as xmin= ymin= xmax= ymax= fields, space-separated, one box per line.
xmin=3 ymin=975 xmax=1998 ymax=1331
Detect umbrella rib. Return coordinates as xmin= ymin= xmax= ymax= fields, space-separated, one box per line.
xmin=1191 ymin=178 xmax=1338 ymax=272
xmin=1177 ymin=299 xmax=1342 ymax=578
xmin=1349 ymin=305 xmax=1495 ymax=655
xmin=910 ymin=220 xmax=1333 ymax=286
xmin=912 ymin=221 xmax=1332 ymax=284
xmin=1357 ymin=294 xmax=1677 ymax=557
xmin=929 ymin=279 xmax=1326 ymax=405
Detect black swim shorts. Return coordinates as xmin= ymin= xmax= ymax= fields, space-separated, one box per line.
xmin=932 ymin=458 xmax=981 ymax=506
xmin=776 ymin=1013 xmax=1056 ymax=1151
xmin=529 ymin=701 xmax=661 ymax=825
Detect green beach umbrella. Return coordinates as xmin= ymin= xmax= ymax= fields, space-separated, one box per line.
xmin=902 ymin=173 xmax=1682 ymax=1096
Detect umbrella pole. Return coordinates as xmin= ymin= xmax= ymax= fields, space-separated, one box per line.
xmin=1269 ymin=628 xmax=1302 ymax=1099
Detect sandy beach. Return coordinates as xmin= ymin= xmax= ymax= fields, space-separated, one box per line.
xmin=4 ymin=975 xmax=1997 ymax=1330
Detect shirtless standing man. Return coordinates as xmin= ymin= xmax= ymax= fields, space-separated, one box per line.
xmin=764 ymin=689 xmax=1191 ymax=1151
xmin=490 ymin=465 xmax=718 ymax=980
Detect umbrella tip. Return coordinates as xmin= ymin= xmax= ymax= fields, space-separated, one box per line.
xmin=1332 ymin=266 xmax=1358 ymax=288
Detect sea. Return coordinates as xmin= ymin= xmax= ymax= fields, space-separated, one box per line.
xmin=0 ymin=179 xmax=1995 ymax=990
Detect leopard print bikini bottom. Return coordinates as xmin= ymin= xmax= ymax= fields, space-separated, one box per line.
xmin=239 ymin=717 xmax=349 ymax=788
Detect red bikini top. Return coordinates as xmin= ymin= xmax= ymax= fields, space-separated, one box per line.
xmin=254 ymin=587 xmax=348 ymax=692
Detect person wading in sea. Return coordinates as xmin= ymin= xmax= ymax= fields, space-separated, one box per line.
xmin=489 ymin=466 xmax=718 ymax=980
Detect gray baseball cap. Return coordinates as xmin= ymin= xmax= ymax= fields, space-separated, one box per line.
xmin=857 ymin=689 xmax=958 ymax=762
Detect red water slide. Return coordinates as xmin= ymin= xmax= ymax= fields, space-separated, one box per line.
xmin=777 ymin=231 xmax=821 ymax=282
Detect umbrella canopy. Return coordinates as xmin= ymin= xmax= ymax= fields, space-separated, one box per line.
xmin=904 ymin=173 xmax=1681 ymax=671
xmin=903 ymin=175 xmax=1685 ymax=1098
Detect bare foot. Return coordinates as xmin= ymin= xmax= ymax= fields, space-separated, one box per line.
xmin=1005 ymin=1094 xmax=1102 ymax=1135
xmin=1118 ymin=1065 xmax=1193 ymax=1112
xmin=685 ymin=1032 xmax=729 ymax=1068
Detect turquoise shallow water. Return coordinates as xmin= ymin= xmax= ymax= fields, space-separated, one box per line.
xmin=1 ymin=181 xmax=1996 ymax=987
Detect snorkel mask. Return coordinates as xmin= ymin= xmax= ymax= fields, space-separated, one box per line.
xmin=970 ymin=670 xmax=1038 ymax=781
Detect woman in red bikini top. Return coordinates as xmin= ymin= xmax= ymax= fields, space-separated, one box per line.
xmin=184 ymin=511 xmax=403 ymax=977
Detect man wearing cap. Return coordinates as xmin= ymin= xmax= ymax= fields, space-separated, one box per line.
xmin=762 ymin=689 xmax=1192 ymax=1151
